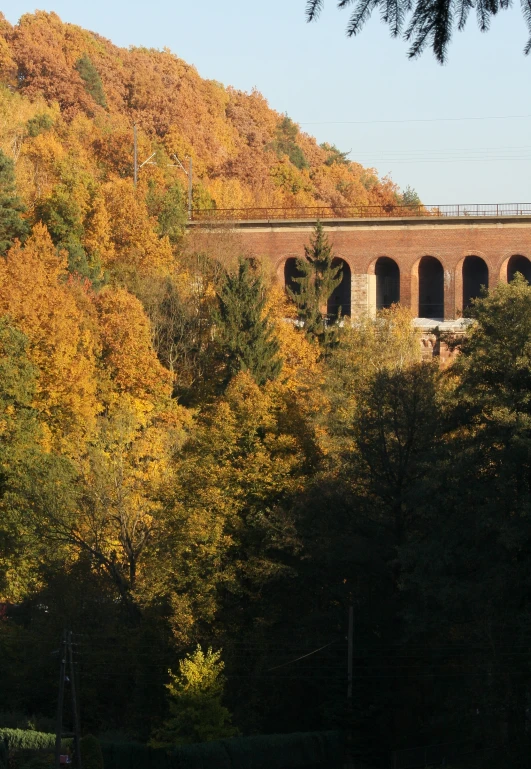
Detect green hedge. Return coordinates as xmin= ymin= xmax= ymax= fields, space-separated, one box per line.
xmin=101 ymin=730 xmax=344 ymax=769
xmin=0 ymin=729 xmax=56 ymax=751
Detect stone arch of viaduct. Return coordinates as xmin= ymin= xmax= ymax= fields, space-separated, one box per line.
xmin=210 ymin=216 xmax=531 ymax=321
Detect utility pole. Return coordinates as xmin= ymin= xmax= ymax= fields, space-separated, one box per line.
xmin=347 ymin=603 xmax=353 ymax=700
xmin=68 ymin=631 xmax=82 ymax=769
xmin=171 ymin=154 xmax=193 ymax=219
xmin=54 ymin=630 xmax=82 ymax=769
xmin=346 ymin=604 xmax=354 ymax=769
xmin=133 ymin=124 xmax=138 ymax=188
xmin=54 ymin=630 xmax=67 ymax=769
xmin=188 ymin=156 xmax=193 ymax=220
xmin=133 ymin=125 xmax=156 ymax=188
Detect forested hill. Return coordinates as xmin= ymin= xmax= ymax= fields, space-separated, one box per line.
xmin=4 ymin=11 xmax=531 ymax=764
xmin=0 ymin=10 xmax=402 ymax=212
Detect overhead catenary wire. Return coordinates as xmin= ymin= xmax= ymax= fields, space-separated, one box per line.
xmin=356 ymin=157 xmax=531 ymax=164
xmin=332 ymin=145 xmax=531 ymax=164
xmin=299 ymin=114 xmax=531 ymax=126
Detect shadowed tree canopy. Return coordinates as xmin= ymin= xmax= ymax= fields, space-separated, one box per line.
xmin=306 ymin=0 xmax=531 ymax=62
xmin=0 ymin=150 xmax=29 ymax=255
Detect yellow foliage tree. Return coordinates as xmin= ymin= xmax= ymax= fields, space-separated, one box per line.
xmin=0 ymin=223 xmax=100 ymax=447
xmin=96 ymin=286 xmax=173 ymax=409
xmin=320 ymin=304 xmax=420 ymax=454
xmin=40 ymin=395 xmax=188 ymax=619
xmin=103 ymin=178 xmax=174 ymax=278
xmin=83 ymin=190 xmax=115 ymax=266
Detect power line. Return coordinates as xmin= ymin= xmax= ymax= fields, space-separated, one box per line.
xmin=354 ymin=145 xmax=531 ymax=160
xmin=267 ymin=641 xmax=337 ymax=671
xmin=357 ymin=157 xmax=531 ymax=164
xmin=351 ymin=145 xmax=531 ymax=163
xmin=299 ymin=114 xmax=531 ymax=126
xmin=356 ymin=144 xmax=531 ymax=153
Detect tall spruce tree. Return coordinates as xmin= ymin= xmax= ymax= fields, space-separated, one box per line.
xmin=214 ymin=258 xmax=282 ymax=388
xmin=0 ymin=151 xmax=29 ymax=256
xmin=75 ymin=54 xmax=107 ymax=108
xmin=288 ymin=221 xmax=343 ymax=343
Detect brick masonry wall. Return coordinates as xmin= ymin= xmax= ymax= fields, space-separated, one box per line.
xmin=192 ymin=216 xmax=531 ymax=321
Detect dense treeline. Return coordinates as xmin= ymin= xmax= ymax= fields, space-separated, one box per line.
xmin=0 ymin=10 xmax=404 ymax=215
xmin=3 ymin=238 xmax=531 ymax=767
xmin=0 ymin=12 xmax=530 ymax=769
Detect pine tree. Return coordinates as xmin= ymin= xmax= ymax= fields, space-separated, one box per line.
xmin=288 ymin=221 xmax=343 ymax=343
xmin=214 ymin=258 xmax=282 ymax=388
xmin=75 ymin=54 xmax=107 ymax=108
xmin=0 ymin=150 xmax=29 ymax=256
xmin=306 ymin=0 xmax=527 ymax=63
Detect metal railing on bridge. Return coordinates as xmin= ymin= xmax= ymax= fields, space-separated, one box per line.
xmin=190 ymin=202 xmax=531 ymax=222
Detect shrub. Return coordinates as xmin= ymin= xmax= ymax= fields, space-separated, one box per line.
xmin=152 ymin=646 xmax=237 ymax=746
xmin=26 ymin=114 xmax=54 ymax=138
xmin=17 ymin=751 xmax=54 ymax=769
xmin=80 ymin=735 xmax=104 ymax=769
xmin=270 ymin=116 xmax=308 ymax=170
xmin=0 ymin=729 xmax=56 ymax=751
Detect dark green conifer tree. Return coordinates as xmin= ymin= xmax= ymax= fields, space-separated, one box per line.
xmin=0 ymin=150 xmax=29 ymax=256
xmin=288 ymin=221 xmax=343 ymax=343
xmin=75 ymin=54 xmax=107 ymax=108
xmin=272 ymin=116 xmax=309 ymax=170
xmin=214 ymin=258 xmax=282 ymax=388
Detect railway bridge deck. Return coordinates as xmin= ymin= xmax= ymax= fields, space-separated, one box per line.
xmin=189 ymin=204 xmax=531 ymax=323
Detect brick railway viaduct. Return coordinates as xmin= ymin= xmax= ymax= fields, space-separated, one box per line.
xmin=191 ymin=206 xmax=531 ymax=325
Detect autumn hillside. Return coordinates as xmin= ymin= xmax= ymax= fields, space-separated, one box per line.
xmin=0 ymin=10 xmax=402 ymax=213
xmin=3 ymin=11 xmax=531 ymax=763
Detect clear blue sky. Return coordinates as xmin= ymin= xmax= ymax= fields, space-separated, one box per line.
xmin=3 ymin=1 xmax=530 ymax=203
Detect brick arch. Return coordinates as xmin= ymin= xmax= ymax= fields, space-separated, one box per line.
xmin=328 ymin=257 xmax=352 ymax=318
xmin=366 ymin=255 xmax=386 ymax=275
xmin=412 ymin=255 xmax=445 ymax=320
xmin=366 ymin=256 xmax=401 ymax=312
xmin=275 ymin=254 xmax=301 ymax=283
xmin=454 ymin=253 xmax=490 ymax=317
xmin=499 ymin=253 xmax=531 ymax=283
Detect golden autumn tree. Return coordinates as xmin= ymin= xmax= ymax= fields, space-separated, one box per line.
xmin=0 ymin=14 xmax=16 ymax=86
xmin=43 ymin=397 xmax=187 ymax=621
xmin=95 ymin=286 xmax=173 ymax=409
xmin=0 ymin=223 xmax=100 ymax=448
xmin=83 ymin=190 xmax=115 ymax=267
xmin=320 ymin=304 xmax=420 ymax=454
xmin=103 ymin=179 xmax=174 ymax=279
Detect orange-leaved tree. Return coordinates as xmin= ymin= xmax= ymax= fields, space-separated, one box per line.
xmin=0 ymin=223 xmax=100 ymax=448
xmin=96 ymin=286 xmax=173 ymax=410
xmin=103 ymin=178 xmax=174 ymax=279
